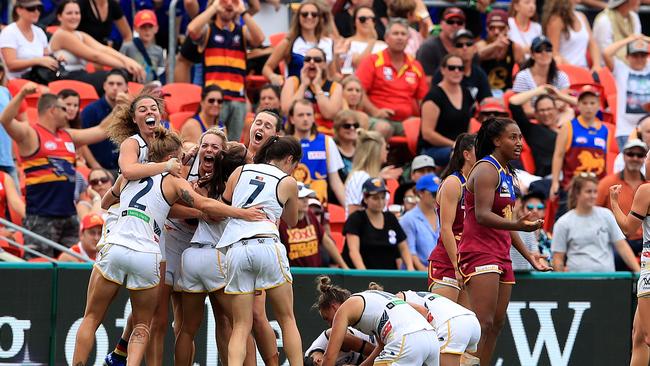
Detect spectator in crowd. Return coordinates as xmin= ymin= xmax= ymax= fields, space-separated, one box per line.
xmin=81 ymin=69 xmax=129 ymax=174
xmin=181 ymin=85 xmax=225 ymax=146
xmin=387 ymin=0 xmax=426 ymax=57
xmin=76 ymin=167 xmax=113 ymax=218
xmin=551 ymin=174 xmax=640 ymax=272
xmin=510 ymin=190 xmax=549 ymax=270
xmin=119 ymin=10 xmax=165 ymax=83
xmin=334 ymin=0 xmax=385 ymax=39
xmin=433 ymin=29 xmax=492 ymax=102
xmin=593 ymin=0 xmax=642 ymax=62
xmin=420 ymin=54 xmax=475 ymax=167
xmin=0 ymin=83 xmax=111 ymax=258
xmin=542 ymin=0 xmax=601 ymax=70
xmin=286 ymin=99 xmax=346 ymax=205
xmin=513 ymin=36 xmax=571 ymax=117
xmin=507 ymin=0 xmax=543 ymax=54
xmin=57 ymin=89 xmax=99 ymax=171
xmin=597 ymin=139 xmax=647 ymax=268
xmin=339 ymin=6 xmax=387 ymax=75
xmin=551 ymin=85 xmax=609 ymax=218
xmin=340 ymin=75 xmax=369 ymax=127
xmin=342 ymin=177 xmax=414 ymax=270
xmin=264 ymin=0 xmax=335 ymax=85
xmin=604 ymin=35 xmax=650 ymax=149
xmin=344 ymin=129 xmax=401 ymax=216
xmin=614 ymin=115 xmax=650 ymax=173
xmin=57 ymin=212 xmax=103 ymax=262
xmin=0 ymin=169 xmax=25 ymax=224
xmin=242 ymin=84 xmax=282 ymax=147
xmin=476 ymin=10 xmax=525 ymax=96
xmin=332 ymin=110 xmax=360 ymax=184
xmin=394 ymin=154 xmax=437 ymax=214
xmin=0 ymin=62 xmax=19 ymax=184
xmin=0 ymin=0 xmax=59 ymax=81
xmin=187 ymin=0 xmax=264 ymax=142
xmin=509 ymin=85 xmax=576 ymax=177
xmin=281 ymin=47 xmax=342 ymax=135
xmin=416 ymin=7 xmax=466 ymax=82
xmin=279 ymin=182 xmax=348 ymax=268
xmin=76 ymin=0 xmax=132 ymax=47
xmin=400 ymin=173 xmax=440 ymax=271
xmin=356 ymin=18 xmax=428 ymax=138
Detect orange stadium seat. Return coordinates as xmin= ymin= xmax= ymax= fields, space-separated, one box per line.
xmin=169 ymin=111 xmax=195 ymax=132
xmin=330 ymin=231 xmax=345 ymax=252
xmin=128 ymin=82 xmax=144 ymax=95
xmin=162 ymin=83 xmax=202 ymax=114
xmin=328 ymin=203 xmax=345 ymax=234
xmin=597 ymin=67 xmax=617 ymax=99
xmin=520 ymin=139 xmax=535 ymax=174
xmin=48 ymin=80 xmax=99 ymax=109
xmin=26 ymin=108 xmax=38 ymax=123
xmin=46 ymin=25 xmax=60 ymax=34
xmin=558 ymin=64 xmax=594 ymax=85
xmin=386 ymin=178 xmax=399 ymax=204
xmin=603 ymin=122 xmax=618 ymax=154
xmin=607 ymin=151 xmax=617 ymax=174
xmin=269 ymin=32 xmax=286 ymax=47
xmin=469 ymin=118 xmax=481 ymax=133
xmin=402 ymin=117 xmax=420 ymax=156
xmin=8 ymin=78 xmax=42 ymax=108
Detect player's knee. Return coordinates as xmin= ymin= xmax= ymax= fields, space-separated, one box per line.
xmin=130 ymin=323 xmax=151 ymax=343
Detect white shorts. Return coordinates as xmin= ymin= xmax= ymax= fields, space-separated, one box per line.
xmin=95 ymin=244 xmax=161 ymax=290
xmin=438 ymin=315 xmax=481 ymax=354
xmin=638 ymin=270 xmax=650 ymax=298
xmin=223 ymin=237 xmax=292 ymax=294
xmin=177 ymin=245 xmax=227 ymax=293
xmin=375 ymin=330 xmax=439 ymax=366
xmin=163 ymin=230 xmax=192 ymax=288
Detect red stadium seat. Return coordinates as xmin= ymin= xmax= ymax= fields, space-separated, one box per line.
xmin=558 ymin=64 xmax=594 ymax=86
xmin=402 ymin=117 xmax=420 ymax=156
xmin=28 ymin=257 xmax=51 ymax=262
xmin=603 ymin=122 xmax=618 ymax=154
xmin=607 ymin=151 xmax=617 ymax=174
xmin=0 ymin=231 xmax=24 ymax=258
xmin=26 ymin=108 xmax=38 ymax=123
xmin=597 ymin=67 xmax=617 ymax=99
xmin=386 ymin=179 xmax=399 ymax=204
xmin=330 ymin=231 xmax=345 ymax=253
xmin=162 ymin=83 xmax=202 ymax=114
xmin=328 ymin=203 xmax=345 ymax=234
xmin=128 ymin=82 xmax=144 ymax=95
xmin=46 ymin=25 xmax=60 ymax=34
xmin=469 ymin=118 xmax=481 ymax=133
xmin=169 ymin=111 xmax=195 ymax=132
xmin=269 ymin=32 xmax=286 ymax=47
xmin=8 ymin=78 xmax=43 ymax=108
xmin=520 ymin=139 xmax=536 ymax=174
xmin=48 ymin=80 xmax=99 ymax=109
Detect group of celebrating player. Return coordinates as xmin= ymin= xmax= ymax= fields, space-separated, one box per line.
xmin=69 ymin=91 xmax=650 ymax=366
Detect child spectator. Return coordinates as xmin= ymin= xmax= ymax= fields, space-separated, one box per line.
xmin=119 ymin=10 xmax=165 ymax=83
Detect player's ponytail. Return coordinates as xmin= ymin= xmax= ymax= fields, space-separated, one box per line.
xmin=312 ymin=276 xmax=351 ymax=311
xmin=149 ymin=126 xmax=182 ymax=163
xmin=367 ymin=282 xmax=384 ymax=291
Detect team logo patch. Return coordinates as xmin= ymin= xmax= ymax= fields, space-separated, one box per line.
xmin=576 ymin=136 xmax=588 ymax=144
xmin=64 ymin=142 xmax=75 ymax=153
xmin=383 ymin=67 xmax=393 ymax=81
xmin=44 ymin=141 xmax=57 ymax=150
xmin=214 ymin=34 xmax=225 ymax=43
xmin=594 ymin=137 xmax=606 ymax=149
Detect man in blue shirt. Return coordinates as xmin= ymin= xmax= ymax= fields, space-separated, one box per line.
xmin=400 ymin=173 xmax=441 ymax=270
xmin=81 ymin=69 xmax=129 ymax=173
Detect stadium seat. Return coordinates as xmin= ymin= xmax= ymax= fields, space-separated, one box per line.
xmin=28 ymin=257 xmax=51 ymax=262
xmin=48 ymin=80 xmax=99 ymax=109
xmin=328 ymin=203 xmax=345 ymax=234
xmin=330 ymin=231 xmax=345 ymax=253
xmin=26 ymin=108 xmax=38 ymax=123
xmin=597 ymin=67 xmax=617 ymax=99
xmin=128 ymin=81 xmax=144 ymax=95
xmin=402 ymin=117 xmax=420 ymax=156
xmin=269 ymin=32 xmax=286 ymax=47
xmin=46 ymin=25 xmax=60 ymax=34
xmin=603 ymin=122 xmax=618 ymax=154
xmin=169 ymin=111 xmax=195 ymax=132
xmin=558 ymin=65 xmax=594 ymax=86
xmin=162 ymin=83 xmax=202 ymax=114
xmin=386 ymin=178 xmax=399 ymax=204
xmin=8 ymin=78 xmax=42 ymax=108
xmin=520 ymin=139 xmax=536 ymax=174
xmin=469 ymin=118 xmax=481 ymax=133
xmin=0 ymin=231 xmax=24 ymax=258
xmin=607 ymin=151 xmax=617 ymax=174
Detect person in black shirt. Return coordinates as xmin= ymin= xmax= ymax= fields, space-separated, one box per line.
xmin=77 ymin=0 xmax=131 ymax=48
xmin=334 ymin=0 xmax=385 ymax=39
xmin=342 ymin=177 xmax=413 ymax=270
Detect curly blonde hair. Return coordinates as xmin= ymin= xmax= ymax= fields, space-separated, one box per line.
xmin=106 ymin=93 xmax=165 ymax=146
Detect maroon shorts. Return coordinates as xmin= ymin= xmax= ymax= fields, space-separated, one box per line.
xmin=428 ymin=259 xmax=461 ymax=291
xmin=458 ymin=251 xmax=515 ymax=284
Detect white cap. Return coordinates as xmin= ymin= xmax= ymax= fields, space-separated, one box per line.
xmin=412 ymin=155 xmax=435 ymax=171
xmin=623 ymin=139 xmax=649 ymax=152
xmin=297 ymin=182 xmax=317 ymax=198
xmin=308 ymin=198 xmax=322 ymax=207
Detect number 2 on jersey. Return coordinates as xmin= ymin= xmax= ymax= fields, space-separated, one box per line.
xmin=129 ymin=177 xmax=154 ymax=211
xmin=244 ymin=179 xmax=266 ymax=206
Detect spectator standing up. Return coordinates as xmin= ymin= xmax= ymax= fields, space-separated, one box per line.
xmin=551 ymin=174 xmax=640 ymax=272
xmin=279 ymin=183 xmax=348 ymax=268
xmin=181 ymin=85 xmax=225 ymax=145
xmin=0 ymin=0 xmax=58 ymax=81
xmin=510 ymin=191 xmax=548 ymax=271
xmin=342 ymin=177 xmax=414 ymax=270
xmin=339 ymin=6 xmax=387 ymax=76
xmin=286 ymin=99 xmax=347 ymax=205
xmin=400 ymin=173 xmax=440 ymax=271
xmin=433 ymin=29 xmax=492 ymax=103
xmin=420 ymin=54 xmax=475 ymax=167
xmin=476 ymin=10 xmax=525 ymax=97
xmin=119 ymin=10 xmax=165 ymax=83
xmin=593 ymin=0 xmax=642 ymax=62
xmin=334 ymin=0 xmax=385 ymax=39
xmin=76 ymin=0 xmax=132 ymax=47
xmin=386 ymin=0 xmax=426 ymax=57
xmin=187 ymin=0 xmax=264 ymax=142
xmin=58 ymin=212 xmax=103 ymax=262
xmin=597 ymin=140 xmax=647 ymax=268
xmin=81 ymin=69 xmax=129 ymax=174
xmin=0 ymin=83 xmax=111 ymax=258
xmin=604 ymin=35 xmax=650 ymax=149
xmin=281 ymin=47 xmax=342 ymax=135
xmin=416 ymin=7 xmax=466 ymax=83
xmin=614 ymin=115 xmax=650 ymax=174
xmin=356 ymin=19 xmax=428 ymax=138
xmin=507 ymin=0 xmax=542 ymax=54
xmin=0 ymin=169 xmax=25 ymax=261
xmin=542 ymin=0 xmax=601 ymax=70
xmin=551 ymin=85 xmax=609 ymax=218
xmin=509 ymin=85 xmax=576 ymax=177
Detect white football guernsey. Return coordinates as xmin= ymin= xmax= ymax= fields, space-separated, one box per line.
xmin=217 ymin=163 xmax=288 ymax=248
xmin=129 ymin=134 xmax=149 ymax=163
xmin=165 ymin=157 xmax=201 ymax=241
xmin=401 ymin=290 xmax=475 ymax=329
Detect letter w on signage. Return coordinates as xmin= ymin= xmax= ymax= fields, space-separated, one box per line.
xmin=507 ymin=301 xmax=591 ymax=366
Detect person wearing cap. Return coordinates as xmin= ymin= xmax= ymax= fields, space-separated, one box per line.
xmin=550 ymin=84 xmax=610 ymax=218
xmin=58 ymin=213 xmax=104 ymax=262
xmin=76 ymin=0 xmax=132 ymax=47
xmin=420 ymin=54 xmax=475 ymax=167
xmin=399 ymin=173 xmax=441 ymax=271
xmin=604 ymin=34 xmax=650 ymax=150
xmin=356 ymin=18 xmax=428 ymax=137
xmin=615 ymin=115 xmax=650 ymax=174
xmin=476 ymin=9 xmax=525 ymax=96
xmin=542 ymin=0 xmax=601 ymax=70
xmin=593 ymin=0 xmax=642 ymax=61
xmin=416 ymin=7 xmax=466 ymax=80
xmin=433 ymin=28 xmax=492 ymax=102
xmin=394 ymin=155 xmax=437 ymax=214
xmin=342 ymin=177 xmax=414 ymax=270
xmin=279 ymin=183 xmax=348 ymax=268
xmin=119 ymin=10 xmax=164 ymax=83
xmin=476 ymin=97 xmax=510 ymax=122
xmin=597 ymin=139 xmax=647 ymax=268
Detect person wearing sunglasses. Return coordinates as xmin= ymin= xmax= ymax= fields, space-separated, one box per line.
xmin=339 ymin=6 xmax=387 ymax=75
xmin=0 ymin=0 xmax=61 ymax=80
xmin=332 ymin=110 xmax=361 ymax=191
xmin=333 ymin=0 xmax=385 ymax=39
xmin=75 ymin=168 xmax=115 ymax=219
xmin=281 ymin=47 xmax=343 ymax=135
xmin=614 ymin=115 xmax=650 ymax=175
xmin=510 ymin=190 xmax=550 ymax=271
xmin=416 ymin=7 xmax=466 ymax=83
xmin=182 ymin=85 xmax=226 ymax=146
